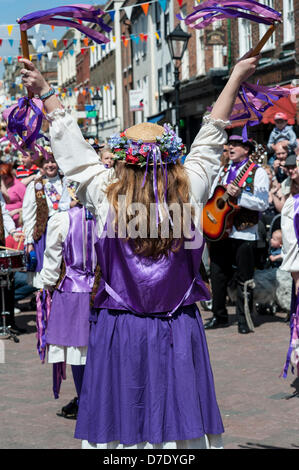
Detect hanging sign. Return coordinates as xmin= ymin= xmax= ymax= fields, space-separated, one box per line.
xmin=129 ymin=89 xmax=144 ymax=112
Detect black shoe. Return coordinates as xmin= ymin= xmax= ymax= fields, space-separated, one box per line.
xmin=204 ymin=316 xmax=229 ymax=330
xmin=238 ymin=324 xmax=251 ymax=334
xmin=56 ymin=397 xmax=78 ymax=420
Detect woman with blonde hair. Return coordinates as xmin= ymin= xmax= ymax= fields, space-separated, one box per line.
xmin=20 ymin=52 xmax=260 ymax=449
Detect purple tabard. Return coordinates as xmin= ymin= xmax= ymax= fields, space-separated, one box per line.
xmin=58 ymin=205 xmax=96 ymax=293
xmin=93 ymin=217 xmax=210 ymax=316
xmin=46 ymin=205 xmax=97 ymax=347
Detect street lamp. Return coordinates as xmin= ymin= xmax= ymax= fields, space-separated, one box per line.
xmin=166 ymin=24 xmax=191 ymax=134
xmin=92 ymin=90 xmax=103 ymax=140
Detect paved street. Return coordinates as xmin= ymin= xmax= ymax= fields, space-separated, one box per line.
xmin=0 ymin=305 xmax=298 ymax=450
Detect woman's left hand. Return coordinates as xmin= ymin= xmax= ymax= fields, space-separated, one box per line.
xmin=19 ymin=58 xmax=50 ymax=97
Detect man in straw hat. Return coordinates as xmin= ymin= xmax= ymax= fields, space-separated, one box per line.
xmin=20 ymin=52 xmax=260 ymax=449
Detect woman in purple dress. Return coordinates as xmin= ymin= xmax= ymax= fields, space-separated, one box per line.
xmin=280 ymin=154 xmax=299 ymax=377
xmin=20 ymin=53 xmax=260 ymax=449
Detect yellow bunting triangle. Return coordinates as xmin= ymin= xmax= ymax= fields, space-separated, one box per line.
xmin=155 ymin=32 xmax=160 ymax=40
xmin=52 ymin=39 xmax=57 ymax=48
xmin=30 ymin=54 xmax=33 ymax=61
xmin=112 ymin=36 xmax=116 ymax=42
xmin=7 ymin=25 xmax=13 ymax=36
xmin=91 ymin=45 xmax=95 ymax=52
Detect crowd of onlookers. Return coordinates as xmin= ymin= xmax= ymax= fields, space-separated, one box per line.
xmin=0 ymin=111 xmax=298 ymax=315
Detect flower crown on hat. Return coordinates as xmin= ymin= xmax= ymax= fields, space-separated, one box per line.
xmin=108 ymin=123 xmax=186 ymax=166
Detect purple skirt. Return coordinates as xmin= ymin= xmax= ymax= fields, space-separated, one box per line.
xmin=46 ymin=291 xmax=91 ymax=347
xmin=34 ymin=230 xmax=47 ymax=272
xmin=74 ymin=304 xmax=224 ymax=445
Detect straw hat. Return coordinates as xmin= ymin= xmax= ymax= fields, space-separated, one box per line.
xmin=125 ymin=123 xmax=164 ymax=143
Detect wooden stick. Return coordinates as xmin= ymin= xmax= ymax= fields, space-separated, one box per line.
xmin=0 ymin=246 xmax=22 ymax=252
xmin=249 ymin=24 xmax=276 ymax=57
xmin=17 ymin=235 xmax=25 ymax=251
xmin=19 ymin=26 xmax=34 ymax=99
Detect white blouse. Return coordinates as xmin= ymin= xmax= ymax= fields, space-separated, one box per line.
xmin=40 ymin=211 xmax=69 ymax=289
xmin=281 ymin=195 xmax=299 ymax=273
xmin=22 ymin=174 xmax=63 ymax=244
xmin=0 ymin=192 xmax=16 ymax=235
xmin=47 ymin=109 xmax=229 ymax=234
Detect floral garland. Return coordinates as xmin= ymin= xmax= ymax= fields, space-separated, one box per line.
xmin=108 ymin=123 xmax=186 ymax=166
xmin=35 ymin=180 xmax=61 ymax=211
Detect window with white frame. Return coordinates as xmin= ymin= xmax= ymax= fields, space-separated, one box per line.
xmin=259 ymin=0 xmax=275 ymax=48
xmin=283 ymin=0 xmax=294 ymax=43
xmin=213 ymin=20 xmax=223 ymax=68
xmin=238 ymin=18 xmax=252 ymax=57
xmin=196 ymin=27 xmax=205 ymax=76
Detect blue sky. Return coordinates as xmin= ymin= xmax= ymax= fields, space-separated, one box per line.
xmin=0 ymin=0 xmax=104 ymax=78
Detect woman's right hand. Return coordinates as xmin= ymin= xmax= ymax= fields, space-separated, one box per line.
xmin=19 ymin=58 xmax=51 ymax=97
xmin=230 ymin=51 xmax=261 ymax=85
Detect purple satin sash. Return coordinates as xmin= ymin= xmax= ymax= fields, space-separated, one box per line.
xmin=226 ymin=158 xmax=249 ymax=185
xmin=58 ymin=205 xmax=97 ymax=293
xmin=93 ymin=212 xmax=210 ymax=316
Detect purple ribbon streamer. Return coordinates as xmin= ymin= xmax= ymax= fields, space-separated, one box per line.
xmin=229 ymin=82 xmax=299 ymax=138
xmin=18 ymin=4 xmax=111 ymax=45
xmin=178 ymin=0 xmax=281 ymax=29
xmin=53 ymin=362 xmax=67 ymax=399
xmin=36 ymin=290 xmax=52 ymax=363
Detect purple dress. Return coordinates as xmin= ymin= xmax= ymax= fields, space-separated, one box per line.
xmin=74 ymin=218 xmax=224 ymax=446
xmin=46 ymin=205 xmax=97 ymax=349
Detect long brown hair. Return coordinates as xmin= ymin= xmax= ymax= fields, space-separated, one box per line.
xmin=106 ymin=161 xmax=192 ymax=259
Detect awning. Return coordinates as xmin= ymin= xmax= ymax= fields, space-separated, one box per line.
xmin=261 ymin=84 xmax=297 ymax=125
xmin=147 ymin=112 xmax=166 ymax=123
xmin=226 ymin=83 xmax=297 ymax=129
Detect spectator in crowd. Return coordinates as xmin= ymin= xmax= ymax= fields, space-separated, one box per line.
xmin=272 ymin=142 xmax=289 ymax=183
xmin=267 ymin=112 xmax=298 ymax=156
xmin=15 ymin=152 xmax=39 ymax=186
xmin=0 ymin=163 xmax=26 ymax=227
xmin=278 ymin=153 xmax=298 ymax=204
xmin=269 ymin=229 xmax=283 ymax=268
xmin=99 ymin=144 xmax=115 ymax=168
xmin=220 ymin=144 xmax=229 ymax=167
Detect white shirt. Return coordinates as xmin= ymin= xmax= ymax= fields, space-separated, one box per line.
xmin=40 ymin=211 xmax=69 ymax=289
xmin=210 ymin=160 xmax=269 ymax=240
xmin=22 ymin=174 xmax=63 ymax=244
xmin=47 ymin=109 xmax=229 ymax=234
xmin=0 ymin=192 xmax=15 ymax=235
xmin=281 ymin=195 xmax=299 ymax=273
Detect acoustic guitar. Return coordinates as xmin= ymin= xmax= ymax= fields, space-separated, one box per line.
xmin=202 ymin=145 xmax=266 ymax=242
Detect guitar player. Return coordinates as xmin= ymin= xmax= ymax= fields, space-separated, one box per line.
xmin=204 ymin=129 xmax=269 ymax=334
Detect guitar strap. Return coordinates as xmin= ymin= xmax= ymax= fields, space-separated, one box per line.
xmin=236 ymin=162 xmax=257 ymax=188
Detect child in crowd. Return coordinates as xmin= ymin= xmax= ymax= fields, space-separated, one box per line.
xmin=269 ymin=229 xmax=283 ymax=268
xmin=267 ymin=112 xmax=298 ymax=155
xmin=99 ymin=145 xmax=115 ymax=168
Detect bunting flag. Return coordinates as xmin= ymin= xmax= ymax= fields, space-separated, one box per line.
xmin=124 ymin=6 xmax=133 ymax=20
xmin=52 ymin=39 xmax=57 ymax=48
xmin=18 ymin=4 xmax=112 ymax=45
xmin=7 ymin=25 xmax=13 ymax=36
xmin=141 ymin=3 xmax=150 ymax=15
